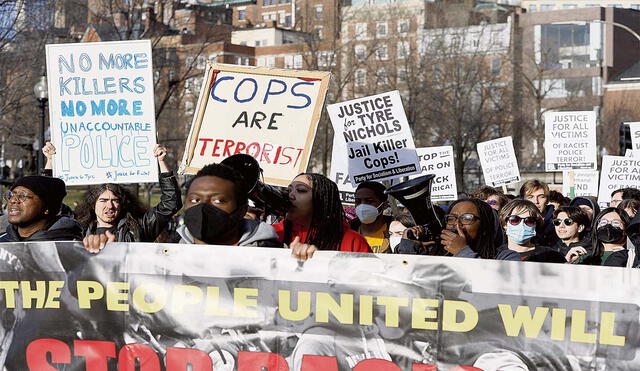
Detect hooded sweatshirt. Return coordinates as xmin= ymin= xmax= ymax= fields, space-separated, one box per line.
xmin=0 ymin=216 xmax=83 ymax=242
xmin=177 ymin=218 xmax=282 ymax=247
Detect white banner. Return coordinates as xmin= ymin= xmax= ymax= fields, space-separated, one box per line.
xmin=329 ymin=133 xmax=356 ymax=204
xmin=45 ymin=40 xmax=158 ymax=185
xmin=476 ymin=137 xmax=520 ymax=187
xmin=627 ymin=122 xmax=640 ymax=158
xmin=544 ymin=111 xmax=597 ymax=171
xmin=327 ymin=91 xmax=420 ymax=186
xmin=598 ymin=156 xmax=640 ymax=203
xmin=562 ymin=170 xmax=599 ymax=197
xmin=414 ymin=146 xmax=457 ymax=201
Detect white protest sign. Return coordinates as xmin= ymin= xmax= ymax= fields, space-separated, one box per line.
xmin=180 ymin=64 xmax=330 ymax=186
xmin=562 ymin=170 xmax=599 ymax=197
xmin=598 ymin=156 xmax=640 ymax=203
xmin=544 ymin=111 xmax=597 ymax=171
xmin=329 ymin=134 xmax=356 ymax=204
xmin=627 ymin=122 xmax=640 ymax=158
xmin=327 ymin=91 xmax=420 ymax=186
xmin=46 ymin=40 xmax=158 ymax=185
xmin=477 ymin=136 xmax=520 ymax=187
xmin=414 ymin=146 xmax=457 ymax=201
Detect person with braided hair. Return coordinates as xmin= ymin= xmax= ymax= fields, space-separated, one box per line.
xmin=272 ymin=173 xmax=371 ymax=260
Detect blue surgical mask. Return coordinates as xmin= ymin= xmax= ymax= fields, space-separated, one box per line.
xmin=506 ymin=223 xmax=536 ymax=244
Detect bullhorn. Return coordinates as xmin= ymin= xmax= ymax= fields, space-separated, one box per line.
xmin=221 ymin=154 xmax=292 ymax=217
xmin=384 ymin=175 xmax=445 ymax=255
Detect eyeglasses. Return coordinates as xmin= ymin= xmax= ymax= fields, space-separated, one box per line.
xmin=486 ymin=199 xmax=499 ymax=206
xmin=552 ymin=218 xmax=575 ymax=227
xmin=597 ymin=218 xmax=623 ymax=228
xmin=445 ymin=213 xmax=479 ymax=225
xmin=506 ymin=215 xmax=537 ymax=227
xmin=3 ymin=190 xmax=35 ymax=203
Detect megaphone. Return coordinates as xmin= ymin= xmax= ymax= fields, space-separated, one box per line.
xmin=385 ymin=175 xmax=445 ymax=255
xmin=221 ymin=154 xmax=292 ymax=217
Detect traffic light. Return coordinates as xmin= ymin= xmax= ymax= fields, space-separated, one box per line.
xmin=620 ymin=123 xmax=632 ymax=155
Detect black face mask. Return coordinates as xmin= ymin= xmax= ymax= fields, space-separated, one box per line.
xmin=597 ymin=224 xmax=625 ymax=244
xmin=184 ymin=203 xmax=237 ymax=244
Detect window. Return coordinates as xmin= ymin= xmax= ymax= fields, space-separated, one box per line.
xmin=294 ymin=55 xmax=303 ymax=69
xmin=563 ymin=4 xmax=577 ymax=9
xmin=284 ymin=55 xmax=294 ymax=69
xmin=376 ymin=44 xmax=388 ymax=60
xmin=318 ymin=51 xmax=335 ymax=67
xmin=376 ymin=22 xmax=387 ymax=37
xmin=238 ymin=8 xmax=246 ymax=20
xmin=314 ymin=26 xmax=323 ymax=40
xmin=397 ymin=20 xmax=409 ymax=34
xmin=398 ymin=41 xmax=409 ymax=59
xmin=377 ymin=68 xmax=388 ymax=84
xmin=632 ymin=4 xmax=640 ymax=10
xmin=285 ymin=14 xmax=292 ymax=26
xmin=540 ymin=4 xmax=555 ymax=11
xmin=279 ymin=11 xmax=286 ymax=24
xmin=263 ymin=0 xmax=275 ymax=5
xmin=257 ymin=57 xmax=266 ymax=67
xmin=529 ymin=4 xmax=537 ymax=12
xmin=491 ymin=58 xmax=501 ymax=78
xmin=262 ymin=13 xmax=276 ymax=21
xmin=355 ymin=23 xmax=367 ymax=39
xmin=185 ymin=56 xmax=194 ymax=67
xmin=279 ymin=0 xmax=291 ymax=3
xmin=355 ymin=69 xmax=366 ymax=86
xmin=397 ymin=67 xmax=407 ymax=84
xmin=266 ymin=56 xmax=275 ymax=68
xmin=610 ymin=4 xmax=623 ymax=8
xmin=315 ymin=5 xmax=323 ymax=21
xmin=197 ymin=55 xmax=206 ymax=69
xmin=355 ymin=44 xmax=366 ymax=62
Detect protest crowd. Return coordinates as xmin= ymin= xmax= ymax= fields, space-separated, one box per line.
xmin=5 ymin=142 xmax=639 ymax=268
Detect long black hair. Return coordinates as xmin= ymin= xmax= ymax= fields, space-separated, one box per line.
xmin=448 ymin=198 xmax=496 ymax=259
xmin=284 ymin=173 xmax=345 ymax=251
xmin=76 ymin=184 xmax=147 ymax=235
xmin=591 ymin=207 xmax=630 ymax=258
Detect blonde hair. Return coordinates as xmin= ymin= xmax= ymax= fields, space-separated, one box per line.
xmin=519 ymin=180 xmax=549 ymax=198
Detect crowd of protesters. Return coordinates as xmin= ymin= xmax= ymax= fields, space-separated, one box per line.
xmin=1 ymin=143 xmax=639 ymax=268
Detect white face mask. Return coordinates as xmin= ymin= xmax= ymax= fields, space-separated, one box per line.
xmin=389 ymin=236 xmax=402 ymax=252
xmin=355 ymin=204 xmax=380 ymax=224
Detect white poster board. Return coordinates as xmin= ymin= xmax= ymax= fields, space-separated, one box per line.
xmin=327 ymin=91 xmax=420 ymax=186
xmin=476 ymin=136 xmax=520 ymax=187
xmin=180 ymin=64 xmax=330 ymax=186
xmin=46 ymin=40 xmax=158 ymax=185
xmin=598 ymin=156 xmax=640 ymax=203
xmin=544 ymin=111 xmax=597 ymax=171
xmin=627 ymin=122 xmax=640 ymax=158
xmin=562 ymin=170 xmax=599 ymax=197
xmin=329 ymin=134 xmax=356 ymax=204
xmin=414 ymin=146 xmax=457 ymax=201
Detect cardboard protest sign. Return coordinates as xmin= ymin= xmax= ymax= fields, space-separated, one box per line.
xmin=476 ymin=136 xmax=520 ymax=187
xmin=544 ymin=111 xmax=597 ymax=171
xmin=327 ymin=91 xmax=420 ymax=186
xmin=627 ymin=122 xmax=640 ymax=158
xmin=562 ymin=170 xmax=599 ymax=197
xmin=598 ymin=155 xmax=640 ymax=203
xmin=46 ymin=40 xmax=158 ymax=185
xmin=329 ymin=133 xmax=356 ymax=203
xmin=180 ymin=63 xmax=330 ymax=186
xmin=414 ymin=146 xmax=457 ymax=201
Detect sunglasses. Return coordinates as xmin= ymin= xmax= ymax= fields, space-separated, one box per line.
xmin=552 ymin=218 xmax=574 ymax=227
xmin=506 ymin=215 xmax=537 ymax=227
xmin=486 ymin=199 xmax=499 ymax=206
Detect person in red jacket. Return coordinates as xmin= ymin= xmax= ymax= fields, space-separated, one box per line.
xmin=272 ymin=173 xmax=371 ymax=259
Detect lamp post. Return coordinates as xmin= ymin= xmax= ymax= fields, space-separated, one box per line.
xmin=33 ymin=76 xmax=48 ymax=174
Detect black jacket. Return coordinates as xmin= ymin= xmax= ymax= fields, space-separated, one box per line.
xmin=84 ymin=172 xmax=182 ymax=242
xmin=0 ymin=216 xmax=83 ymax=242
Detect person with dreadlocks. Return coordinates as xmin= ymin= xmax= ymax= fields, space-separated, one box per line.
xmin=273 ymin=173 xmax=371 ymax=260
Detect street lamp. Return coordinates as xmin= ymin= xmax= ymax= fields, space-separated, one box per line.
xmin=33 ymin=76 xmax=48 ymax=174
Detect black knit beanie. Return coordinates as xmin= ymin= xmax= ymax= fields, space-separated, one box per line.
xmin=11 ymin=176 xmax=66 ymax=216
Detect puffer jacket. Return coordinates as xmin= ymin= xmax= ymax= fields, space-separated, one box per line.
xmin=84 ymin=172 xmax=182 ymax=242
